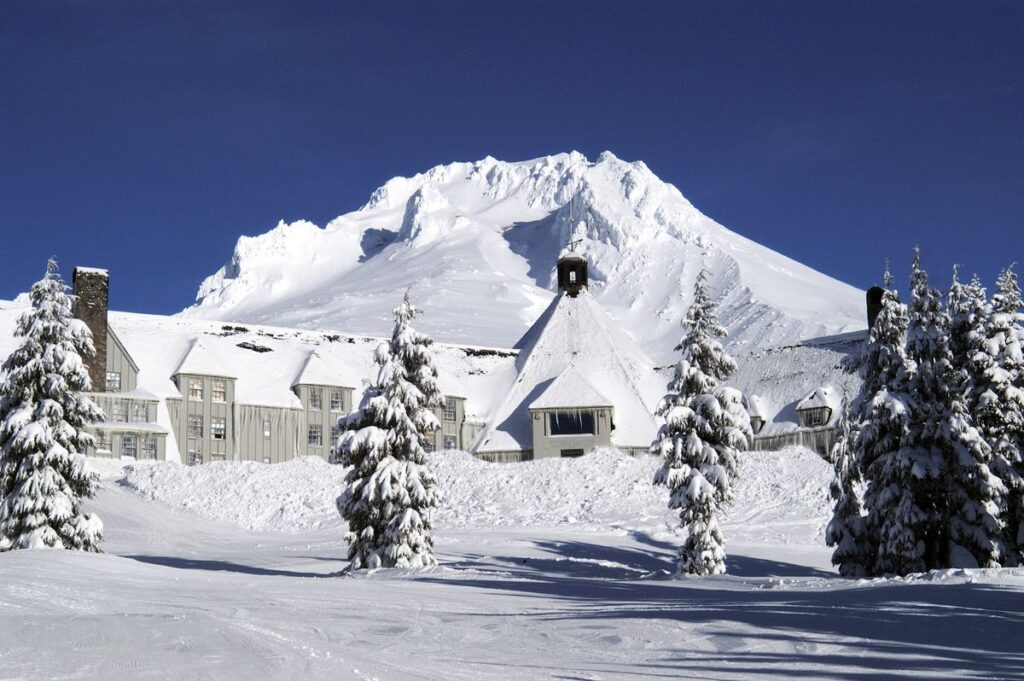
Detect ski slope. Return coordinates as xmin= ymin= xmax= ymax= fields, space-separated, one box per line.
xmin=2 ymin=447 xmax=1021 ymax=680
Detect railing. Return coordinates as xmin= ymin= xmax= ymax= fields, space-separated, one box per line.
xmin=751 ymin=425 xmax=837 ymax=458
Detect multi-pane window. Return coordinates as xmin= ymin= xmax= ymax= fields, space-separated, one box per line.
xmin=330 ymin=390 xmax=344 ymax=412
xmin=94 ymin=430 xmax=112 ymax=451
xmin=188 ymin=379 xmax=203 ymax=400
xmin=142 ymin=437 xmax=158 ymax=459
xmin=111 ymin=401 xmax=128 ymax=422
xmin=131 ymin=402 xmax=148 ymax=423
xmin=423 ymin=439 xmax=435 ymax=453
xmin=443 ymin=434 xmax=458 ymax=450
xmin=443 ymin=398 xmax=457 ymax=422
xmin=121 ymin=435 xmax=138 ymax=458
xmin=803 ymin=408 xmax=829 ymax=427
xmin=105 ymin=372 xmax=121 ymax=391
xmin=263 ymin=419 xmax=271 ymax=439
xmin=307 ymin=424 xmax=322 ymax=446
xmin=330 ymin=425 xmax=340 ymax=443
xmin=188 ymin=414 xmax=203 ymax=438
xmin=309 ymin=388 xmax=323 ymax=410
xmin=188 ymin=444 xmax=202 ymax=465
xmin=211 ymin=379 xmax=226 ymax=402
xmin=211 ymin=417 xmax=226 ymax=440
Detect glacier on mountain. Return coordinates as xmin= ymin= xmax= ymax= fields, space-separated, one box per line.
xmin=183 ymin=152 xmax=865 ymax=360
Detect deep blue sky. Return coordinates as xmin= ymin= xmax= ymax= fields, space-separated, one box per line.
xmin=1 ymin=1 xmax=1021 ymax=314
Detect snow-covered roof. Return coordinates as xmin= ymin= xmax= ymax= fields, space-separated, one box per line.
xmin=291 ymin=351 xmax=354 ymax=389
xmin=0 ymin=300 xmax=510 ymax=415
xmin=746 ymin=394 xmax=770 ymax=419
xmin=475 ymin=290 xmax=662 ymax=453
xmin=796 ymin=385 xmax=842 ymax=413
xmin=73 ymin=266 xmax=109 ymax=276
xmin=174 ymin=339 xmax=236 ymax=379
xmin=529 ymin=367 xmax=612 ymax=410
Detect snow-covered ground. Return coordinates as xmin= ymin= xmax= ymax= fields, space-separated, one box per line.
xmin=2 ymin=448 xmax=1022 ymax=680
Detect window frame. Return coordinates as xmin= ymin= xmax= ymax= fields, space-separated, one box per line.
xmin=307 ymin=424 xmax=322 ymax=446
xmin=330 ymin=390 xmax=344 ymax=412
xmin=111 ymin=401 xmax=128 ymax=423
xmin=211 ymin=379 xmax=226 ymax=403
xmin=187 ymin=414 xmax=204 ymax=438
xmin=211 ymin=417 xmax=226 ymax=441
xmin=548 ymin=410 xmax=597 ymax=436
xmin=105 ymin=371 xmax=121 ymax=392
xmin=309 ymin=387 xmax=323 ymax=410
xmin=188 ymin=379 xmax=203 ymax=401
xmin=142 ymin=437 xmax=158 ymax=459
xmin=443 ymin=434 xmax=458 ymax=450
xmin=121 ymin=434 xmax=138 ymax=458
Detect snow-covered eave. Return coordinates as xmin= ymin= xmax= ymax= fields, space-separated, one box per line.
xmin=94 ymin=421 xmax=169 ymax=434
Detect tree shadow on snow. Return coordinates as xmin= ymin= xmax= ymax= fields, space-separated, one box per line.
xmin=424 ymin=536 xmax=1024 ymax=679
xmin=126 ymin=554 xmax=338 ymax=578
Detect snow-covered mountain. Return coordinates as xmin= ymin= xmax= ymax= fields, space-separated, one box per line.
xmin=182 ymin=152 xmax=865 ymax=360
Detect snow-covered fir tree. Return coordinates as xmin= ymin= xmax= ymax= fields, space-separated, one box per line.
xmin=334 ymin=291 xmax=441 ymax=570
xmin=855 ymin=267 xmax=917 ymax=575
xmin=652 ymin=270 xmax=752 ymax=576
xmin=978 ymin=266 xmax=1024 ymax=565
xmin=899 ymin=251 xmax=1001 ymax=570
xmin=825 ymin=392 xmax=871 ymax=577
xmin=0 ymin=259 xmax=104 ymax=552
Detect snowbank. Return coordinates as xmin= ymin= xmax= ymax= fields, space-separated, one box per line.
xmin=116 ymin=446 xmax=834 ymax=540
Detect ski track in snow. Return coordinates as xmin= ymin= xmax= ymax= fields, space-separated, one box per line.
xmin=1 ymin=447 xmax=1022 ymax=680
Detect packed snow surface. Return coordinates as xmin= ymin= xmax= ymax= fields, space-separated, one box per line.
xmin=183 ymin=152 xmax=866 ymax=360
xmin=3 ymin=447 xmax=1023 ymax=679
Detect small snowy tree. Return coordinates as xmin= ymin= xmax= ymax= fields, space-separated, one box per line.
xmin=652 ymin=270 xmax=751 ymax=576
xmin=0 ymin=259 xmax=104 ymax=552
xmin=825 ymin=393 xmax=871 ymax=576
xmin=334 ymin=292 xmax=441 ymax=570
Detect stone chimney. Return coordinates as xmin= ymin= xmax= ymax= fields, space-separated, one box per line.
xmin=866 ymin=286 xmax=884 ymax=330
xmin=73 ymin=267 xmax=109 ymax=392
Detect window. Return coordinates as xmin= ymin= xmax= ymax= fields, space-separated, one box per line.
xmin=803 ymin=408 xmax=830 ymax=427
xmin=111 ymin=400 xmax=128 ymax=423
xmin=309 ymin=388 xmax=322 ymax=410
xmin=330 ymin=425 xmax=340 ymax=443
xmin=131 ymin=402 xmax=148 ymax=423
xmin=263 ymin=419 xmax=272 ymax=439
xmin=423 ymin=439 xmax=435 ymax=453
xmin=142 ymin=437 xmax=158 ymax=459
xmin=307 ymin=424 xmax=322 ymax=446
xmin=94 ymin=430 xmax=111 ymax=451
xmin=211 ymin=379 xmax=226 ymax=402
xmin=105 ymin=372 xmax=121 ymax=391
xmin=548 ymin=411 xmax=596 ymax=436
xmin=211 ymin=417 xmax=226 ymax=440
xmin=330 ymin=390 xmax=344 ymax=412
xmin=188 ymin=415 xmax=203 ymax=438
xmin=121 ymin=435 xmax=138 ymax=458
xmin=443 ymin=434 xmax=458 ymax=450
xmin=188 ymin=446 xmax=203 ymax=465
xmin=188 ymin=379 xmax=203 ymax=400
xmin=443 ymin=398 xmax=457 ymax=422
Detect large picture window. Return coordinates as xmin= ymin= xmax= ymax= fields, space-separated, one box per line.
xmin=548 ymin=411 xmax=596 ymax=436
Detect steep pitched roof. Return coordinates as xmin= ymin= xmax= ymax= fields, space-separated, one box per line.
xmin=173 ymin=339 xmax=236 ymax=379
xmin=529 ymin=366 xmax=612 ymax=410
xmin=475 ymin=290 xmax=662 ymax=453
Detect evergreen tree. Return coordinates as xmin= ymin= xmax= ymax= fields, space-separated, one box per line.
xmin=0 ymin=259 xmax=104 ymax=552
xmin=334 ymin=292 xmax=441 ymax=569
xmin=855 ymin=267 xmax=917 ymax=575
xmin=980 ymin=266 xmax=1024 ymax=565
xmin=653 ymin=270 xmax=751 ymax=576
xmin=825 ymin=393 xmax=871 ymax=576
xmin=896 ymin=251 xmax=1001 ymax=571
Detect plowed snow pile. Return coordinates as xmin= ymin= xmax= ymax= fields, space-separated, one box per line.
xmin=115 ymin=447 xmax=833 ymax=540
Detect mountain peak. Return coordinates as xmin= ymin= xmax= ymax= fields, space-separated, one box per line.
xmin=182 ymin=154 xmax=864 ymax=358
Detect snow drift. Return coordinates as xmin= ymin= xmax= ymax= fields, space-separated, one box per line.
xmin=114 ymin=447 xmax=833 ymax=545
